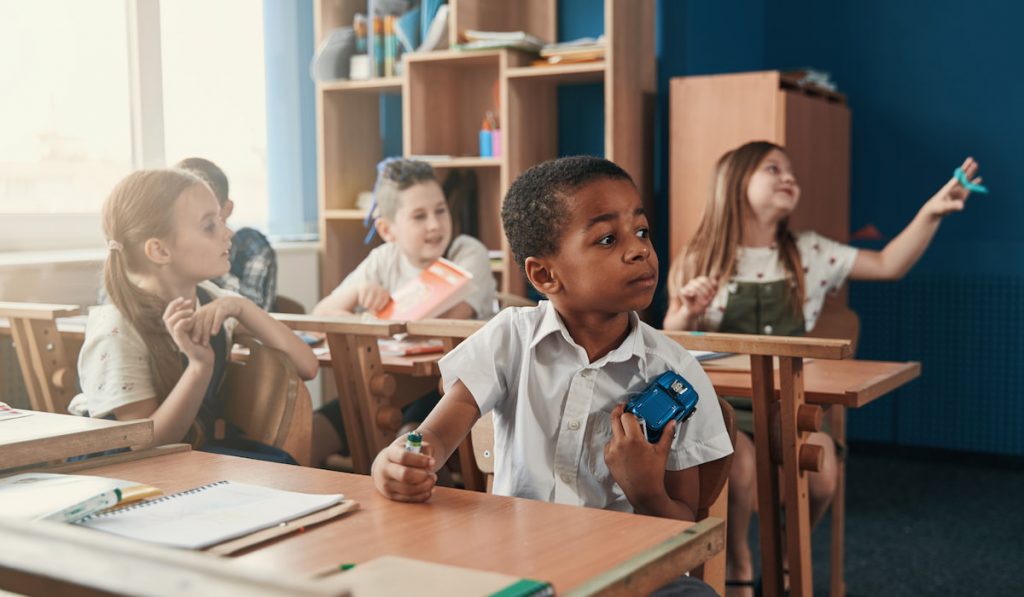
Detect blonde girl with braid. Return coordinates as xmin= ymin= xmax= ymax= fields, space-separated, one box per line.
xmin=69 ymin=170 xmax=317 ymax=461
xmin=664 ymin=141 xmax=982 ymax=595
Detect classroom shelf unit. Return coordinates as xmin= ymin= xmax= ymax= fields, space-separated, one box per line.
xmin=315 ymin=0 xmax=653 ymax=298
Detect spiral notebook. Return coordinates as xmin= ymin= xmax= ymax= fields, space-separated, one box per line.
xmin=75 ymin=480 xmax=344 ymax=550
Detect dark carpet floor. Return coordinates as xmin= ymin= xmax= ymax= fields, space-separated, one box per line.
xmin=747 ymin=443 xmax=1024 ymax=596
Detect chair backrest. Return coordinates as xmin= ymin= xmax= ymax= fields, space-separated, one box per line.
xmin=496 ymin=292 xmax=537 ymax=309
xmin=0 ymin=302 xmax=81 ymax=414
xmin=272 ymin=294 xmax=306 ymax=315
xmin=218 ymin=335 xmax=312 ymax=466
xmin=807 ymin=298 xmax=860 ymax=355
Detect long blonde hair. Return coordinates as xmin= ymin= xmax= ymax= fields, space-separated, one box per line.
xmin=668 ymin=141 xmax=805 ymax=315
xmin=102 ymin=169 xmax=205 ymax=404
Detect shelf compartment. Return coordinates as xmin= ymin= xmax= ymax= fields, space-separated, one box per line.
xmin=405 ymin=52 xmax=501 ymax=158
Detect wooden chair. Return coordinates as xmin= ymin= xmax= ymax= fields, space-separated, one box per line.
xmin=469 ymin=398 xmax=736 ymax=592
xmin=496 ymin=292 xmax=537 ymax=309
xmin=806 ymin=298 xmax=860 ymax=597
xmin=0 ymin=302 xmax=81 ymax=414
xmin=272 ymin=294 xmax=306 ymax=315
xmin=218 ymin=335 xmax=313 ymax=466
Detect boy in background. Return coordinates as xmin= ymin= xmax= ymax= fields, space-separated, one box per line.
xmin=311 ymin=158 xmax=496 ymax=467
xmin=177 ymin=157 xmax=278 ymax=311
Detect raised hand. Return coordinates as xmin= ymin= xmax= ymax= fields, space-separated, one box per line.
xmin=162 ymin=297 xmax=213 ymax=367
xmin=922 ymin=156 xmax=983 ymax=219
xmin=190 ymin=296 xmax=245 ymax=346
xmin=680 ymin=276 xmax=718 ymax=319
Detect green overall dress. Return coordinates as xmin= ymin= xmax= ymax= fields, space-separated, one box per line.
xmin=718 ymin=280 xmax=804 ymax=434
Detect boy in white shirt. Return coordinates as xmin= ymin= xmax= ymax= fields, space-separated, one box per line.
xmin=371 ymin=157 xmax=732 ymax=592
xmin=313 ymin=158 xmax=495 ymax=319
xmin=311 ymin=158 xmax=496 ymax=466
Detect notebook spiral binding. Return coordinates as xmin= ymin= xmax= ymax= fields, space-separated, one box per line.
xmin=75 ymin=480 xmax=229 ymax=523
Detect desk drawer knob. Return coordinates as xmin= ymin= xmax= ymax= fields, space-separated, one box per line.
xmin=799 ymin=443 xmax=824 ymax=472
xmin=369 ymin=373 xmax=396 ymax=397
xmin=797 ymin=405 xmax=823 ymax=433
xmin=376 ymin=406 xmax=402 ymax=432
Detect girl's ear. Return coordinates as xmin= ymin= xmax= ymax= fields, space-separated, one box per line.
xmin=524 ymin=257 xmax=561 ymax=295
xmin=143 ymin=238 xmax=172 ymax=265
xmin=375 ymin=217 xmax=395 ymax=243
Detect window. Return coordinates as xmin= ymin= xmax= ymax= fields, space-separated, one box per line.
xmin=0 ymin=0 xmax=272 ymax=248
xmin=160 ymin=0 xmax=268 ymax=230
xmin=0 ymin=0 xmax=132 ymax=215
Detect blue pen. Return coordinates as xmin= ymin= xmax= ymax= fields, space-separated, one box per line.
xmin=46 ymin=488 xmax=122 ymax=523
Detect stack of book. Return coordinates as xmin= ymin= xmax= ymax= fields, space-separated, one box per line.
xmin=456 ymin=30 xmax=546 ymax=53
xmin=536 ymin=36 xmax=605 ymax=65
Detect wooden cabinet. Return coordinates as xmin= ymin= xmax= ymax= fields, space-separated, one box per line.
xmin=315 ymin=0 xmax=653 ymax=297
xmin=669 ymin=71 xmax=851 ymax=261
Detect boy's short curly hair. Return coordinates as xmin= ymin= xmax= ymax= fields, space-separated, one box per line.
xmin=501 ymin=156 xmax=634 ymax=268
xmin=176 ymin=157 xmax=229 ymax=207
xmin=375 ymin=158 xmax=438 ymax=219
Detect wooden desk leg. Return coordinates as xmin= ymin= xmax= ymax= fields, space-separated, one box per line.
xmin=831 ymin=406 xmax=847 ymax=597
xmin=750 ymin=355 xmax=784 ymax=597
xmin=325 ymin=334 xmax=372 ymax=475
xmin=779 ymin=357 xmax=812 ymax=597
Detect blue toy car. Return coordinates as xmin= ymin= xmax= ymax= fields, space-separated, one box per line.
xmin=625 ymin=371 xmax=699 ymax=443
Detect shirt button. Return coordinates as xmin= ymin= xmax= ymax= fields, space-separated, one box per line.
xmin=568 ymin=420 xmax=580 ymax=431
xmin=763 ymin=325 xmax=773 ymax=335
xmin=560 ymin=473 xmax=571 ymax=483
xmin=728 ymin=282 xmax=739 ymax=294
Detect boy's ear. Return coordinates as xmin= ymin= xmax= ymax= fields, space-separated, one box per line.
xmin=143 ymin=238 xmax=172 ymax=266
xmin=375 ymin=217 xmax=395 ymax=243
xmin=524 ymin=256 xmax=561 ymax=296
xmin=220 ymin=199 xmax=234 ymax=220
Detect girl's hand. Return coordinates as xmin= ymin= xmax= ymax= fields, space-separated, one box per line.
xmin=163 ymin=297 xmax=213 ymax=367
xmin=680 ymin=276 xmax=718 ymax=318
xmin=371 ymin=435 xmax=438 ymax=503
xmin=604 ymin=403 xmax=675 ymax=503
xmin=358 ymin=283 xmax=392 ymax=313
xmin=921 ymin=156 xmax=982 ymax=219
xmin=190 ymin=297 xmax=246 ymax=346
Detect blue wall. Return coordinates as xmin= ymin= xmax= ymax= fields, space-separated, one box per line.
xmin=559 ymin=0 xmax=1024 ymax=454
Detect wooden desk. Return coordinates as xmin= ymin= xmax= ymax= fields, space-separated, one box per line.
xmin=704 ymin=358 xmax=921 ymax=408
xmin=0 ymin=409 xmax=152 ymax=470
xmin=27 ymin=449 xmax=725 ymax=595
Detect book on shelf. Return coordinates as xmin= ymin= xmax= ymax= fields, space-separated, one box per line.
xmin=457 ymin=30 xmax=545 ymax=53
xmin=331 ymin=556 xmax=554 ymax=597
xmin=76 ymin=479 xmax=348 ymax=550
xmin=0 ymin=473 xmax=161 ymax=522
xmin=376 ymin=257 xmax=475 ymax=321
xmin=417 ymin=3 xmax=449 ymax=52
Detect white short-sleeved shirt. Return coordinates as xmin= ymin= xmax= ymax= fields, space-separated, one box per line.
xmin=702 ymin=231 xmax=859 ymax=332
xmin=68 ymin=282 xmax=239 ymax=418
xmin=330 ymin=235 xmax=497 ymax=320
xmin=439 ymin=301 xmax=733 ymax=512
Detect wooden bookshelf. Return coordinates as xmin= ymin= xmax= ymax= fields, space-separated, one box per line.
xmin=315 ymin=0 xmax=654 ymax=298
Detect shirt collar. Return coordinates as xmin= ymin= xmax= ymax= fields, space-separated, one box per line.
xmin=529 ymin=301 xmax=649 ymax=370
